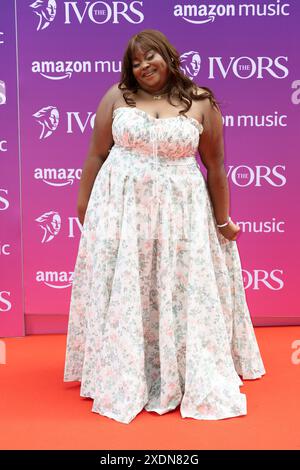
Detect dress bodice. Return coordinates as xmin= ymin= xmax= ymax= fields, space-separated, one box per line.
xmin=111 ymin=106 xmax=203 ymax=158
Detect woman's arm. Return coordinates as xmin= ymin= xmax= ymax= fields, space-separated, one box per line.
xmin=198 ymin=98 xmax=230 ymax=225
xmin=198 ymin=96 xmax=240 ymax=241
xmin=77 ymin=83 xmax=117 ymax=225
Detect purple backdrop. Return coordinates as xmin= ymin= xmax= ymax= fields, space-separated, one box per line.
xmin=1 ymin=0 xmax=299 ymax=337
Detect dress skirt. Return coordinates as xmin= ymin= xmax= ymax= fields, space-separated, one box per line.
xmin=63 ymin=145 xmax=266 ymax=424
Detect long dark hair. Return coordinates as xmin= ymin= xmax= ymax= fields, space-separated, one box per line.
xmin=118 ymin=29 xmax=222 ymax=117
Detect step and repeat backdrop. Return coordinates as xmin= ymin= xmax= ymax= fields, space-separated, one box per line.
xmin=1 ymin=0 xmax=299 ymax=337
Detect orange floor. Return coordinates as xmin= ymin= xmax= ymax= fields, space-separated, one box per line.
xmin=0 ymin=326 xmax=300 ymax=450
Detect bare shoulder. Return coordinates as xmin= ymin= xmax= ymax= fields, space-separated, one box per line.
xmin=95 ymin=83 xmax=118 ymax=111
xmin=195 ymin=87 xmax=224 ymax=166
xmin=109 ymin=82 xmax=123 ymax=100
xmin=86 ymin=85 xmax=118 ymax=162
xmin=192 ymin=86 xmax=212 ymax=110
xmin=108 ymin=82 xmax=124 ymax=111
xmin=194 ymin=85 xmax=222 ymax=123
xmin=187 ymin=85 xmax=210 ymax=124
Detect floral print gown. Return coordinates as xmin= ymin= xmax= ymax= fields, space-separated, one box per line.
xmin=63 ymin=106 xmax=266 ymax=424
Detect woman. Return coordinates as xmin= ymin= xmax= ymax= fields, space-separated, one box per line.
xmin=63 ymin=29 xmax=266 ymax=424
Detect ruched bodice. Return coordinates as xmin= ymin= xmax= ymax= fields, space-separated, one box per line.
xmin=112 ymin=106 xmax=203 ymax=158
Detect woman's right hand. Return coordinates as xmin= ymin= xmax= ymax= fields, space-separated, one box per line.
xmin=218 ymin=220 xmax=241 ymax=241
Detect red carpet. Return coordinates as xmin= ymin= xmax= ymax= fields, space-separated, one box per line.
xmin=0 ymin=326 xmax=300 ymax=450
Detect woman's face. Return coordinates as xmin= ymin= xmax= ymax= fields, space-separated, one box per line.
xmin=131 ymin=45 xmax=169 ymax=92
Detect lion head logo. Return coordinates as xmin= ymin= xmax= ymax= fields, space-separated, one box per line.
xmin=35 ymin=211 xmax=61 ymax=243
xmin=33 ymin=106 xmax=59 ymax=139
xmin=30 ymin=0 xmax=57 ymax=31
xmin=180 ymin=51 xmax=201 ymax=77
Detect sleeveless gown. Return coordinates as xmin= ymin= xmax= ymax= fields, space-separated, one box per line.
xmin=63 ymin=106 xmax=266 ymax=424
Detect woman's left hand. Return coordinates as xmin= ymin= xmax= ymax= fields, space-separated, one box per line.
xmin=218 ymin=220 xmax=241 ymax=241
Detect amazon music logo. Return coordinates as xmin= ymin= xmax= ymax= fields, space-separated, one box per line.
xmin=31 ymin=1 xmax=144 ymax=30
xmin=227 ymin=165 xmax=286 ymax=187
xmin=242 ymin=269 xmax=284 ymax=290
xmin=31 ymin=59 xmax=122 ymax=80
xmin=224 ymin=112 xmax=287 ymax=129
xmin=236 ymin=219 xmax=285 ymax=234
xmin=31 ymin=61 xmax=92 ymax=80
xmin=174 ymin=1 xmax=290 ymax=24
xmin=36 ymin=271 xmax=74 ymax=289
xmin=34 ymin=168 xmax=82 ymax=187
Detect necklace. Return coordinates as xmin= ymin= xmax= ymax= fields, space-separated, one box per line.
xmin=139 ymin=85 xmax=170 ymax=100
xmin=152 ymin=93 xmax=166 ymax=100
